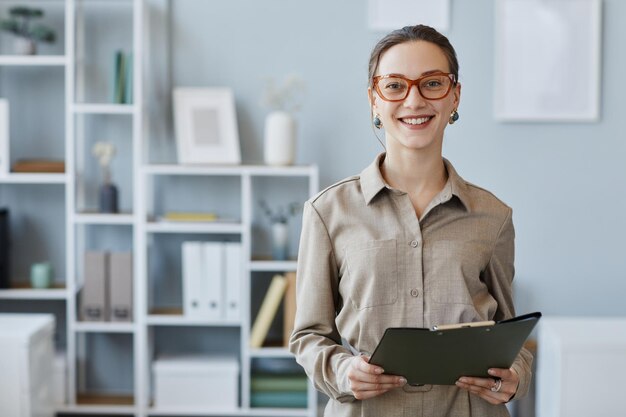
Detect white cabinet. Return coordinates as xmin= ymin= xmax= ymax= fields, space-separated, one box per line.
xmin=0 ymin=314 xmax=55 ymax=417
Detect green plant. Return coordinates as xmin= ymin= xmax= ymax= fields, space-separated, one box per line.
xmin=0 ymin=7 xmax=55 ymax=43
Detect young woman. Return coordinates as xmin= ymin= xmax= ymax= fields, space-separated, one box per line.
xmin=289 ymin=25 xmax=533 ymax=416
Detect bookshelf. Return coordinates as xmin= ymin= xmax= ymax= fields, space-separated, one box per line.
xmin=0 ymin=1 xmax=320 ymax=416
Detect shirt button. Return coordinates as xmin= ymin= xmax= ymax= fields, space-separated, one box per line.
xmin=410 ymin=240 xmax=418 ymax=248
xmin=410 ymin=289 xmax=419 ymax=297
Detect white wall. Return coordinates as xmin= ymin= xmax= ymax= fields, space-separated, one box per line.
xmin=164 ymin=0 xmax=626 ymax=317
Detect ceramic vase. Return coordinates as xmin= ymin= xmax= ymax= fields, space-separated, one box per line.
xmin=264 ymin=111 xmax=296 ymax=166
xmin=14 ymin=37 xmax=36 ymax=55
xmin=99 ymin=182 xmax=119 ymax=213
xmin=271 ymin=222 xmax=289 ymax=260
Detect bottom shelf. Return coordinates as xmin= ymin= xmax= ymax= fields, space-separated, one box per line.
xmin=56 ymin=393 xmax=136 ymax=415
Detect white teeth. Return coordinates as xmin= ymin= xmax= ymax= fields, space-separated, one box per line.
xmin=402 ymin=117 xmax=431 ymax=125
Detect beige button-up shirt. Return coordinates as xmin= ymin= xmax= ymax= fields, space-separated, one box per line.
xmin=290 ymin=153 xmax=533 ymax=417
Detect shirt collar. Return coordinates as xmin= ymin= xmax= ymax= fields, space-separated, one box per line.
xmin=359 ymin=152 xmax=471 ymax=211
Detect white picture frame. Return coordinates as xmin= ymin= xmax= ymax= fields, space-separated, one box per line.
xmin=173 ymin=88 xmax=241 ymax=164
xmin=494 ymin=0 xmax=602 ymax=122
xmin=0 ymin=99 xmax=8 ymax=176
xmin=368 ymin=0 xmax=450 ymax=33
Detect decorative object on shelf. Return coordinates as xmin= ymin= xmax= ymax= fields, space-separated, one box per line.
xmin=259 ymin=200 xmax=300 ymax=260
xmin=11 ymin=159 xmax=64 ymax=173
xmin=0 ymin=99 xmax=8 ymax=176
xmin=92 ymin=141 xmax=118 ymax=213
xmin=0 ymin=7 xmax=56 ymax=55
xmin=261 ymin=74 xmax=306 ymax=166
xmin=112 ymin=50 xmax=133 ymax=104
xmin=174 ymin=88 xmax=241 ymax=165
xmin=30 ymin=262 xmax=53 ymax=289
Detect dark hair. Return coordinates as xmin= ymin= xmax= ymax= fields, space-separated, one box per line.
xmin=368 ymin=24 xmax=459 ymax=87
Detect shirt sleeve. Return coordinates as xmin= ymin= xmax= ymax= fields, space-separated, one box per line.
xmin=288 ymin=201 xmax=356 ymax=402
xmin=482 ymin=207 xmax=534 ymax=399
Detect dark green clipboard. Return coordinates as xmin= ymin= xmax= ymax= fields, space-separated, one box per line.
xmin=369 ymin=312 xmax=541 ymax=386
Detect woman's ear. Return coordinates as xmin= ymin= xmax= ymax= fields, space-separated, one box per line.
xmin=453 ymin=82 xmax=461 ymax=108
xmin=368 ymin=87 xmax=377 ymax=110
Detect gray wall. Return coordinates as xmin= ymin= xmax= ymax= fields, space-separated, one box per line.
xmin=164 ymin=0 xmax=626 ymax=317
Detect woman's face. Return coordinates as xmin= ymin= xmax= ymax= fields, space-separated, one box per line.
xmin=370 ymin=41 xmax=461 ymax=154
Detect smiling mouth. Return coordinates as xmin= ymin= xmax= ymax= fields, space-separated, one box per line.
xmin=399 ymin=116 xmax=434 ymax=125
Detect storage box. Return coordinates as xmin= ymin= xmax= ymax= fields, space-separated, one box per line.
xmin=0 ymin=313 xmax=55 ymax=417
xmin=153 ymin=355 xmax=239 ymax=410
xmin=52 ymin=352 xmax=67 ymax=405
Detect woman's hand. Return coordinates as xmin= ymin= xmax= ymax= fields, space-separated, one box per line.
xmin=455 ymin=367 xmax=519 ymax=405
xmin=347 ymin=355 xmax=407 ymax=400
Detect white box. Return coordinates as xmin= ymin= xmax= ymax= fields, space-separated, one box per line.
xmin=153 ymin=355 xmax=239 ymax=410
xmin=0 ymin=313 xmax=55 ymax=417
xmin=537 ymin=317 xmax=626 ymax=417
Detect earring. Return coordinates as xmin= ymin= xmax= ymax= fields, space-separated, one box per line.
xmin=449 ymin=109 xmax=459 ymax=125
xmin=373 ymin=113 xmax=383 ymax=129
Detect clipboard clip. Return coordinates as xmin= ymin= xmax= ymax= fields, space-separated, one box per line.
xmin=431 ymin=320 xmax=495 ymax=331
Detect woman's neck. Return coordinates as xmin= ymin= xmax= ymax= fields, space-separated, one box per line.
xmin=381 ymin=149 xmax=447 ymax=196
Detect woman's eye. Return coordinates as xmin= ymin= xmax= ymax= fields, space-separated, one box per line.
xmin=385 ymin=82 xmax=404 ymax=90
xmin=425 ymin=80 xmax=442 ymax=88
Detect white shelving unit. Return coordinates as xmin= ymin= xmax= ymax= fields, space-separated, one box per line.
xmin=1 ymin=1 xmax=321 ymax=416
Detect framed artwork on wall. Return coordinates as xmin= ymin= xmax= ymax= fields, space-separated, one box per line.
xmin=494 ymin=0 xmax=602 ymax=122
xmin=173 ymin=88 xmax=241 ymax=164
xmin=367 ymin=0 xmax=450 ymax=33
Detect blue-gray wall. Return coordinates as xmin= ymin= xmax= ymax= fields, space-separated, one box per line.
xmin=165 ymin=0 xmax=626 ymax=317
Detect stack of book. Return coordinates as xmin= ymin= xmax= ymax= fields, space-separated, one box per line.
xmin=250 ymin=358 xmax=308 ymax=408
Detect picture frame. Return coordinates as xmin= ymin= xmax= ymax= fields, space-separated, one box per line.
xmin=0 ymin=99 xmax=8 ymax=176
xmin=494 ymin=0 xmax=602 ymax=122
xmin=368 ymin=0 xmax=450 ymax=33
xmin=173 ymin=88 xmax=241 ymax=164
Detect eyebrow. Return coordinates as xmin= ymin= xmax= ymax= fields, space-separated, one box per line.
xmin=381 ymin=69 xmax=448 ymax=78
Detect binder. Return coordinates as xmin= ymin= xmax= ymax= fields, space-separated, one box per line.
xmin=369 ymin=312 xmax=541 ymax=386
xmin=182 ymin=241 xmax=205 ymax=318
xmin=81 ymin=251 xmax=109 ymax=321
xmin=108 ymin=252 xmax=133 ymax=322
xmin=224 ymin=242 xmax=241 ymax=321
xmin=203 ymin=242 xmax=224 ymax=320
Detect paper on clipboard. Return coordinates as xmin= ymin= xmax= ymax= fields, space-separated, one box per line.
xmin=369 ymin=312 xmax=541 ymax=386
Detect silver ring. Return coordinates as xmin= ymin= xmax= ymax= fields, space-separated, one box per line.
xmin=490 ymin=378 xmax=502 ymax=392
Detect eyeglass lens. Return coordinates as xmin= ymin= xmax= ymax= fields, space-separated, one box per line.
xmin=377 ymin=74 xmax=452 ymax=101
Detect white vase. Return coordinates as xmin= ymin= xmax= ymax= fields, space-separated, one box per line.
xmin=14 ymin=37 xmax=36 ymax=55
xmin=264 ymin=111 xmax=296 ymax=166
xmin=271 ymin=222 xmax=289 ymax=260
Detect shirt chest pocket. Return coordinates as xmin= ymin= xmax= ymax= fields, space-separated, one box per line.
xmin=344 ymin=239 xmax=398 ymax=310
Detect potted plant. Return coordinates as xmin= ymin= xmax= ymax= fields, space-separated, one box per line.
xmin=260 ymin=74 xmax=306 ymax=166
xmin=0 ymin=7 xmax=56 ymax=55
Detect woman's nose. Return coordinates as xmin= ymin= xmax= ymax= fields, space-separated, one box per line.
xmin=403 ymin=85 xmax=425 ymax=107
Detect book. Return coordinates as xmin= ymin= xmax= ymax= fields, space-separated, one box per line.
xmin=12 ymin=159 xmax=65 ymax=173
xmin=250 ymin=391 xmax=307 ymax=408
xmin=113 ymin=50 xmax=126 ymax=104
xmin=162 ymin=212 xmax=218 ymax=222
xmin=282 ymin=271 xmax=297 ymax=347
xmin=124 ymin=52 xmax=133 ymax=104
xmin=250 ymin=274 xmax=288 ymax=348
xmin=0 ymin=99 xmax=8 ymax=175
xmin=251 ymin=374 xmax=308 ymax=392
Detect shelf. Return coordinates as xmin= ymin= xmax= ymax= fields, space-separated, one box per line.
xmin=74 ymin=322 xmax=135 ymax=333
xmin=74 ymin=212 xmax=135 ymax=225
xmin=146 ymin=221 xmax=243 ymax=234
xmin=249 ymin=260 xmax=298 ymax=272
xmin=0 ymin=285 xmax=67 ymax=300
xmin=0 ymin=55 xmax=67 ymax=66
xmin=72 ymin=103 xmax=137 ymax=114
xmin=143 ymin=164 xmax=318 ymax=177
xmin=57 ymin=393 xmax=136 ymax=414
xmin=249 ymin=347 xmax=294 ymax=358
xmin=147 ymin=310 xmax=241 ymax=327
xmin=0 ymin=173 xmax=67 ymax=184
